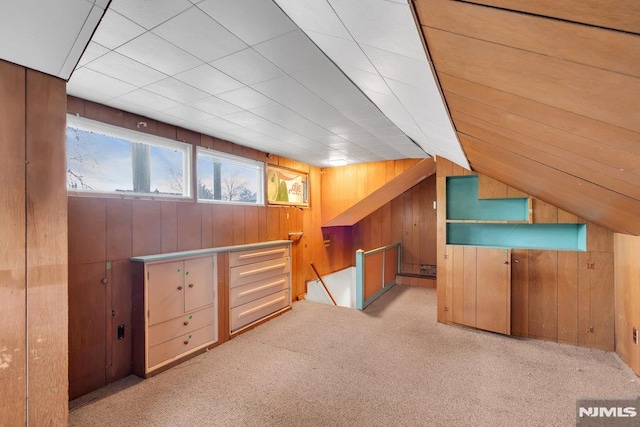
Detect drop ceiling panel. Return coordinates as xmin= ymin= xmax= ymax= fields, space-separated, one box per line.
xmin=116 ymin=32 xmax=203 ymax=75
xmin=163 ymin=105 xmax=215 ymax=123
xmin=215 ymin=87 xmax=274 ymax=110
xmin=361 ymin=44 xmax=437 ymax=92
xmin=174 ymin=64 xmax=244 ymax=95
xmin=85 ymin=51 xmax=167 ymax=87
xmin=152 ymin=7 xmax=247 ymax=62
xmin=190 ymin=97 xmax=243 ymax=116
xmin=211 ymin=48 xmax=285 ymax=86
xmin=109 ymin=0 xmax=192 ymax=30
xmin=271 ymin=0 xmax=351 ymax=39
xmin=117 ymin=89 xmax=182 ymax=111
xmin=91 ymin=10 xmax=145 ymax=50
xmin=145 ymin=78 xmax=210 ymax=103
xmin=197 ymin=0 xmax=297 ymax=46
xmin=254 ymin=30 xmax=329 ymax=74
xmin=77 ymin=42 xmax=110 ymax=67
xmin=67 ymin=67 xmax=136 ymax=99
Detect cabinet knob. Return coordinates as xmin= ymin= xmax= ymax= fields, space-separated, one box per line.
xmin=101 ymin=278 xmax=108 ymax=284
xmin=183 ymin=340 xmax=189 ymax=345
xmin=177 ymin=285 xmax=183 ymax=291
xmin=183 ymin=321 xmax=189 ymax=326
xmin=188 ymin=283 xmax=194 ymax=288
xmin=503 ymin=261 xmax=509 ymax=265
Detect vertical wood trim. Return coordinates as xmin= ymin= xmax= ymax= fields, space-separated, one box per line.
xmin=25 ymin=69 xmax=68 ymax=424
xmin=0 ymin=60 xmax=27 ymax=426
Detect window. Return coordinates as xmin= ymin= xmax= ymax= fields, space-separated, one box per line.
xmin=66 ymin=115 xmax=192 ymax=198
xmin=197 ymin=147 xmax=264 ymax=205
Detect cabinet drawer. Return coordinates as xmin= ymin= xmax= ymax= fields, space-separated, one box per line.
xmin=230 ymin=257 xmax=290 ymax=288
xmin=148 ymin=323 xmax=216 ymax=370
xmin=229 ymin=245 xmax=289 ymax=267
xmin=230 ymin=289 xmax=289 ymax=332
xmin=230 ymin=274 xmax=289 ymax=308
xmin=148 ymin=305 xmax=216 ymax=348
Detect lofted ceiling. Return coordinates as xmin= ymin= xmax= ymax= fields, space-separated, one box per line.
xmin=63 ymin=0 xmax=468 ymax=168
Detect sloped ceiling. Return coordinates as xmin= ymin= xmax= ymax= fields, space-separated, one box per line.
xmin=415 ymin=0 xmax=640 ymax=235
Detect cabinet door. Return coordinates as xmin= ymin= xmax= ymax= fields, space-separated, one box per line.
xmin=184 ymin=256 xmax=215 ymax=313
xmin=147 ymin=260 xmax=185 ymax=326
xmin=476 ymin=248 xmax=511 ymax=335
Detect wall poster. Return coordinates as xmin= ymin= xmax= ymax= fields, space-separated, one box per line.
xmin=266 ymin=165 xmax=309 ymax=207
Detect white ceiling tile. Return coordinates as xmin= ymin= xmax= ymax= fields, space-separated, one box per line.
xmin=342 ymin=66 xmax=393 ymax=96
xmin=145 ymin=77 xmax=210 ymax=103
xmin=313 ymin=135 xmax=348 ymax=146
xmin=60 ymin=4 xmax=106 ymax=79
xmin=196 ymin=116 xmax=243 ymax=132
xmin=222 ymin=111 xmax=272 ymax=127
xmin=356 ymin=116 xmax=397 ymax=131
xmin=174 ymin=64 xmax=244 ymax=95
xmin=67 ymin=67 xmax=136 ymax=97
xmin=190 ymin=96 xmax=243 ymax=116
xmin=361 ymin=44 xmax=437 ymax=92
xmin=117 ymin=89 xmax=181 ymax=111
xmin=153 ymin=7 xmax=247 ymax=62
xmin=249 ymin=103 xmax=299 ymax=123
xmin=305 ymin=31 xmax=376 ymax=73
xmin=66 ymin=84 xmax=113 ymax=104
xmin=116 ymin=32 xmax=203 ymax=75
xmin=336 ymin=102 xmax=385 ymax=122
xmin=85 ymin=51 xmax=167 ymax=86
xmin=216 ymin=87 xmax=274 ymax=109
xmin=369 ymin=126 xmax=405 ymax=138
xmin=292 ymin=62 xmax=367 ymax=108
xmin=77 ymin=42 xmax=110 ymax=67
xmin=163 ymin=104 xmax=215 ymax=123
xmin=91 ymin=9 xmax=145 ymax=50
xmin=211 ymin=48 xmax=284 ymax=86
xmin=109 ymin=0 xmax=192 ymax=30
xmin=279 ymin=116 xmax=335 ymax=139
xmin=328 ymin=0 xmax=425 ymax=60
xmin=254 ymin=30 xmax=328 ymax=74
xmin=106 ymin=98 xmax=156 ymax=117
xmin=385 ymin=79 xmax=449 ymax=123
xmin=198 ymin=0 xmax=297 ymax=46
xmin=273 ymin=0 xmax=351 ymax=39
xmin=0 ymin=0 xmax=98 ymax=78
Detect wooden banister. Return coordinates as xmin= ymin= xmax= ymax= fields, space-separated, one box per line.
xmin=310 ymin=263 xmax=337 ymax=306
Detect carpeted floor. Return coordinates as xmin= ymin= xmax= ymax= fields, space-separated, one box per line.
xmin=69 ymin=285 xmax=640 ymax=426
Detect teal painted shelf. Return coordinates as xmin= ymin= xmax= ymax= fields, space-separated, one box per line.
xmin=446 ymin=175 xmax=528 ymax=221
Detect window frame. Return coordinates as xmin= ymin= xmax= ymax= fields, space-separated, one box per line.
xmin=66 ymin=114 xmax=193 ymax=200
xmin=196 ymin=146 xmax=265 ymax=206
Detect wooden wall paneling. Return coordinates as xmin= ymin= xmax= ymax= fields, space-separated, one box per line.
xmin=475 ymin=248 xmax=510 ymax=335
xmin=212 ymin=204 xmax=233 ymax=247
xmin=461 ymin=135 xmax=640 ymax=235
xmin=66 ymin=95 xmax=85 ymax=116
xmin=436 ymin=159 xmax=452 ymax=322
xmin=233 ymin=205 xmax=247 ymax=244
xmin=370 ymin=208 xmax=382 ymax=249
xmin=265 ymin=206 xmax=280 ymax=242
xmin=528 ymin=250 xmax=558 ymax=340
xmin=201 ymin=204 xmax=213 ymax=249
xmin=367 ymin=162 xmax=386 ymax=195
xmin=160 ymin=201 xmax=178 ymax=253
xmin=124 ymin=113 xmax=157 ymax=136
xmin=83 ymin=102 xmax=124 ymax=127
xmin=477 ymin=174 xmax=507 ymax=199
xmin=364 ymin=252 xmax=384 ymax=300
xmin=614 ymin=234 xmax=640 ymax=375
xmin=106 ymin=260 xmax=132 ymax=383
xmin=462 ymin=246 xmax=477 ymax=328
xmin=444 ymin=245 xmax=453 ymax=323
xmin=68 ymin=262 xmax=106 ymax=400
xmin=586 ymin=221 xmax=614 ymax=253
xmin=177 ymin=202 xmax=202 ymax=251
xmin=257 ymin=206 xmax=268 ymax=243
xmin=384 ymin=246 xmax=398 ymax=286
xmin=557 ymin=252 xmax=579 ymax=345
xmin=131 ymin=200 xmax=161 ymax=257
xmin=176 ymin=127 xmax=200 ymax=146
xmin=451 ymin=245 xmax=465 ymax=325
xmin=438 ymin=73 xmax=640 ymax=159
xmin=532 ymin=198 xmax=558 ymax=224
xmin=217 ymin=253 xmax=230 ymax=344
xmin=0 ymin=60 xmax=26 ymax=425
xmin=213 ymin=138 xmax=233 ymax=154
xmin=355 ymin=164 xmax=367 ymax=202
xmin=385 ymin=160 xmax=395 ymax=182
xmin=380 ymin=203 xmax=392 ymax=247
xmin=578 ymin=252 xmax=615 ymax=350
xmin=416 ymin=0 xmax=640 ymax=77
xmin=402 ymin=190 xmax=415 ymax=272
xmin=447 ymin=0 xmax=640 ymax=34
xmin=68 ymin=197 xmax=106 ymax=265
xmin=106 ymin=199 xmax=132 ymax=261
xmin=156 ymin=121 xmax=177 ymax=141
xmin=421 ymin=176 xmax=437 ymax=265
xmin=510 ymin=250 xmax=529 ymax=337
xmin=424 ymin=27 xmax=640 ymax=134
xmin=25 ymin=70 xmax=68 ymax=422
xmin=411 ymin=185 xmax=421 ymax=271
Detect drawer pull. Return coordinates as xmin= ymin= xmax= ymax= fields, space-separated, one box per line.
xmin=239 ymin=279 xmax=287 ymax=298
xmin=239 ymin=262 xmax=287 ymax=278
xmin=188 ymin=283 xmax=194 ymax=288
xmin=238 ymin=296 xmax=287 ymax=319
xmin=238 ymin=248 xmax=286 ymax=260
xmin=183 ymin=340 xmax=189 ymax=345
xmin=183 ymin=321 xmax=189 ymax=326
xmin=177 ymin=286 xmax=183 ymax=291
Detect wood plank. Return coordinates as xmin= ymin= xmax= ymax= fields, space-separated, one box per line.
xmin=586 ymin=222 xmax=614 ymax=253
xmin=25 ymin=70 xmax=68 ymax=423
xmin=462 ymin=246 xmax=477 ymax=328
xmin=68 ymin=197 xmax=106 ymax=265
xmin=323 ymin=158 xmax=436 ymax=226
xmin=557 ymin=252 xmax=579 ymax=345
xmin=233 ymin=205 xmax=246 ymax=245
xmin=106 ymin=260 xmax=132 ymax=383
xmin=213 ymin=204 xmax=234 ymax=247
xmin=416 ymin=0 xmax=640 ymax=77
xmin=589 ymin=252 xmax=615 ymax=350
xmin=510 ymin=250 xmax=529 ymax=337
xmin=438 ymin=73 xmax=640 ymax=158
xmin=476 ymin=248 xmax=510 ymax=334
xmin=364 ymin=252 xmax=384 ymax=300
xmin=477 ymin=174 xmax=507 ymax=199
xmin=532 ymin=199 xmax=558 ymax=224
xmin=453 ymin=0 xmax=640 ymax=35
xmin=424 ymin=27 xmax=640 ymax=134
xmin=0 ymin=59 xmax=26 ymax=425
xmin=528 ymin=250 xmax=558 ymax=340
xmin=132 ymin=200 xmax=161 ymax=257
xmin=160 ymin=201 xmax=178 ymax=253
xmin=177 ymin=202 xmax=201 ymax=251
xmin=614 ymin=234 xmax=640 ymax=375
xmin=451 ymin=245 xmax=464 ymax=325
xmin=461 ymin=134 xmax=640 ymax=235
xmin=201 ymin=204 xmax=213 ymax=249
xmin=106 ymin=199 xmax=132 ymax=261
xmin=444 ymin=245 xmax=453 ymax=323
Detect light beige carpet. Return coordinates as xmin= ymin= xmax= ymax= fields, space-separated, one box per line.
xmin=70 ymin=285 xmax=640 ymax=426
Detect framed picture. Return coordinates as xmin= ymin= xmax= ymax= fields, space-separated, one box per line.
xmin=266 ymin=165 xmax=309 ymax=207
